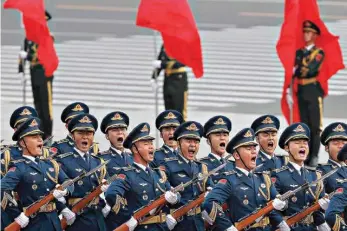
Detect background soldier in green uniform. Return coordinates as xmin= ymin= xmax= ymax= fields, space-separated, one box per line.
xmin=18 ymin=11 xmax=54 ymax=140
xmin=288 ymin=20 xmax=325 ymax=167
xmin=152 ymin=45 xmax=188 ymax=121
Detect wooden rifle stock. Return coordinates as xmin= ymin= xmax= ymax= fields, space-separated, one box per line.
xmin=171 ymin=192 xmax=206 ymax=220
xmin=235 ymin=202 xmax=274 ymax=230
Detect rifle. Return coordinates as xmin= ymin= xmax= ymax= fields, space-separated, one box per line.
xmin=235 ymin=168 xmax=338 ymax=231
xmin=60 ymin=161 xmax=115 ymax=229
xmin=171 ymin=192 xmax=207 ymax=220
xmin=43 ymin=136 xmax=54 ymax=146
xmin=284 ymin=190 xmax=338 ymax=227
xmin=5 ymin=161 xmax=108 ymax=231
xmin=114 ymin=162 xmax=227 ymax=231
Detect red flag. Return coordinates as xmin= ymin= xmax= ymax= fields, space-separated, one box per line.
xmin=277 ymin=0 xmax=345 ymax=125
xmin=4 ymin=0 xmax=59 ymax=76
xmin=136 ymin=0 xmax=203 ymax=78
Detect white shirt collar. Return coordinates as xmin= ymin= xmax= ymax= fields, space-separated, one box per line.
xmin=289 ymin=161 xmax=304 ymax=174
xmin=236 ymin=167 xmax=250 ymax=176
xmin=305 ymin=44 xmax=315 ymax=51
xmin=329 ymin=159 xmax=342 ymax=168
xmin=23 ymin=155 xmax=37 ymax=164
xmin=133 ymin=162 xmax=149 ymax=172
xmin=74 ymin=147 xmax=87 ymax=158
xmin=179 ymin=153 xmax=190 ymax=164
xmin=210 ymin=153 xmax=223 ymax=161
xmin=165 ymin=144 xmax=177 ymax=153
xmin=110 ymin=146 xmax=122 ymax=156
xmin=260 ymin=151 xmax=272 ymax=160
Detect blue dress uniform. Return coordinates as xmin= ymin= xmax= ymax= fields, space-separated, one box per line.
xmin=202 ymin=128 xmax=284 ymax=231
xmin=199 ymin=115 xmax=235 ymax=185
xmin=51 ymin=102 xmax=99 ymax=155
xmin=150 ymin=110 xmax=183 ymax=169
xmin=251 ymin=115 xmax=289 ymax=173
xmin=162 ymin=121 xmax=213 ymax=231
xmin=273 ymin=123 xmax=326 ymax=230
xmin=1 ymin=117 xmax=73 ymax=231
xmin=56 ymin=113 xmax=108 ymax=231
xmin=318 ymin=122 xmax=347 ymax=194
xmin=325 ymin=145 xmax=347 ymax=231
xmin=105 ymin=122 xmax=175 ymax=231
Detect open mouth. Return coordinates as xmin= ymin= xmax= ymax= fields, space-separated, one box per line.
xmin=298 ymin=149 xmax=306 ymax=156
xmin=219 ymin=142 xmax=226 ymax=148
xmin=148 ymin=151 xmax=154 ymax=157
xmin=169 ymin=137 xmax=174 ymax=141
xmin=117 ymin=137 xmax=124 ymax=142
xmin=81 ymin=141 xmax=89 ymax=148
xmin=188 ymin=148 xmax=195 ymax=155
xmin=37 ymin=144 xmax=43 ymax=149
xmin=267 ymin=141 xmax=274 ymax=148
xmin=251 ymin=156 xmax=257 ymax=163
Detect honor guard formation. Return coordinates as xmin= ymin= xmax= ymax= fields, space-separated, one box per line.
xmin=1 ymin=101 xmax=347 ymax=231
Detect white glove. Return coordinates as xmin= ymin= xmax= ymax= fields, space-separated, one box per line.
xmin=150 ymin=79 xmax=158 ymax=92
xmin=318 ymin=198 xmax=330 ymax=211
xmin=14 ymin=212 xmax=29 ymax=228
xmin=101 ymin=179 xmax=110 ymax=192
xmin=57 ymin=196 xmax=66 ymax=204
xmin=152 ymin=60 xmax=162 ymax=68
xmin=278 ymin=221 xmax=291 ymax=231
xmin=165 ymin=191 xmax=178 ymax=204
xmin=272 ymin=198 xmax=287 ymax=211
xmin=226 ymin=225 xmax=238 ymax=231
xmin=125 ymin=216 xmax=138 ymax=231
xmin=317 ymin=222 xmax=331 ymax=231
xmin=19 ymin=50 xmax=28 ymax=59
xmin=286 ymin=88 xmax=293 ymax=105
xmin=166 ymin=214 xmax=177 ymax=230
xmin=53 ymin=185 xmax=68 ymax=199
xmin=102 ymin=204 xmax=111 ymax=218
xmin=61 ymin=208 xmax=76 ymax=226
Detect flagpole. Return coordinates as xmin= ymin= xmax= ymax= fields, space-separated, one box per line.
xmin=153 ymin=31 xmax=159 ymax=148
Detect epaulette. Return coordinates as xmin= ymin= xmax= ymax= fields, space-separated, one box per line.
xmin=54 ymin=139 xmax=69 ymax=144
xmin=275 ymin=153 xmax=289 ymax=157
xmin=255 ymin=170 xmax=271 ymax=175
xmin=57 ymin=152 xmax=73 ymax=159
xmin=274 ymin=166 xmax=289 ymax=173
xmin=305 ymin=166 xmax=317 ymax=171
xmin=11 ymin=159 xmax=26 ymax=164
xmin=317 ymin=163 xmax=332 ymax=166
xmin=198 ymin=156 xmax=210 ymax=161
xmin=164 ymin=157 xmax=178 ymax=162
xmin=99 ymin=150 xmax=111 ymax=155
xmin=224 ymin=170 xmax=236 ymax=176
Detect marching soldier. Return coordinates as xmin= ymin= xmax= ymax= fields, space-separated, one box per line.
xmin=105 ymin=122 xmax=180 ymax=231
xmin=18 ymin=11 xmax=55 ymax=140
xmin=251 ymin=115 xmax=288 ymax=173
xmin=202 ymin=128 xmax=289 ymax=231
xmin=200 ymin=115 xmax=235 ymax=185
xmin=325 ymin=144 xmax=347 ymax=231
xmin=161 ymin=121 xmax=213 ymax=231
xmin=1 ymin=117 xmax=76 ymax=231
xmin=287 ymin=20 xmax=325 ymax=167
xmin=152 ymin=45 xmax=188 ymax=121
xmin=56 ymin=113 xmax=109 ymax=231
xmin=51 ymin=102 xmax=99 ymax=155
xmin=318 ymin=122 xmax=347 ymax=193
xmin=273 ymin=122 xmax=330 ymax=231
xmin=150 ymin=110 xmax=184 ymax=168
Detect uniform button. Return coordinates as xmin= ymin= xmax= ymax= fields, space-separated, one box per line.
xmin=257 ymin=193 xmax=260 ymax=197
xmin=9 ymin=203 xmax=12 ymax=206
xmin=144 ymin=225 xmax=148 ymax=229
xmin=307 ymin=202 xmax=310 ymax=205
xmin=44 ymin=178 xmax=47 ymax=181
xmin=46 ymin=188 xmax=49 ymax=191
xmin=91 ymin=175 xmax=94 ymax=178
xmin=155 ymin=188 xmax=159 ymax=191
xmin=214 ymin=180 xmax=217 ymax=183
xmin=306 ymin=191 xmax=308 ymax=194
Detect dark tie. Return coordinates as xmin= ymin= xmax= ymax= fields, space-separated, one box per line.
xmin=145 ymin=167 xmax=151 ymax=175
xmin=35 ymin=157 xmax=40 ymax=165
xmin=300 ymin=167 xmax=305 ymax=177
xmin=220 ymin=158 xmax=225 ymax=164
xmin=84 ymin=154 xmax=89 ymax=164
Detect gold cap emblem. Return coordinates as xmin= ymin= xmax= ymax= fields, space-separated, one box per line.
xmin=141 ymin=124 xmax=149 ymax=132
xmin=261 ymin=116 xmax=274 ymax=124
xmin=294 ymin=125 xmax=305 ymax=132
xmin=186 ymin=123 xmax=199 ymax=131
xmin=214 ymin=118 xmax=226 ymax=125
xmin=72 ymin=104 xmax=83 ymax=112
xmin=333 ymin=124 xmax=345 ymax=132
xmin=164 ymin=112 xmax=177 ymax=120
xmin=20 ymin=108 xmax=32 ymax=116
xmin=244 ymin=130 xmax=253 ymax=138
xmin=79 ymin=116 xmax=92 ymax=123
xmin=29 ymin=119 xmax=38 ymax=127
xmin=111 ymin=113 xmax=123 ymax=121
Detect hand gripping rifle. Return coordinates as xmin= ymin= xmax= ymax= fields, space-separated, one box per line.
xmin=114 ymin=162 xmax=227 ymax=231
xmin=4 ymin=161 xmax=107 ymax=231
xmin=235 ymin=168 xmax=338 ymax=231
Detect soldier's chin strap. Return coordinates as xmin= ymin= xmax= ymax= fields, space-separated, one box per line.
xmin=22 ymin=139 xmax=36 ymax=157
xmin=236 ymin=149 xmax=251 ymax=172
xmin=133 ymin=143 xmax=148 ymax=164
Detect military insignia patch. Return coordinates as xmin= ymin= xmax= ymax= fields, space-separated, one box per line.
xmin=49 ymin=147 xmax=57 ymax=154
xmin=336 ymin=187 xmax=344 ymax=194
xmin=214 ymin=118 xmax=226 ymax=125
xmin=79 ymin=116 xmax=92 ymax=123
xmin=111 ymin=113 xmax=123 ymax=121
xmin=20 ymin=108 xmax=32 ymax=116
xmin=244 ymin=130 xmax=252 ymax=138
xmin=186 ymin=123 xmax=198 ymax=131
xmin=117 ymin=174 xmax=126 ymax=180
xmin=141 ymin=125 xmax=149 ymax=132
xmin=243 ymin=199 xmax=249 ymax=205
xmin=271 ymin=177 xmax=276 ymax=183
xmin=261 ymin=183 xmax=266 ymax=188
xmin=78 ymin=180 xmax=84 ymax=186
xmin=29 ymin=119 xmax=38 ymax=127
xmin=218 ymin=179 xmax=227 ymax=185
xmin=143 ymin=195 xmax=148 ymax=200
xmin=139 ymin=183 xmax=148 ymax=187
xmin=261 ymin=117 xmax=274 ymax=124
xmin=72 ymin=104 xmax=83 ymax=112
xmin=32 ymin=184 xmax=38 ymax=190
xmin=48 ymin=168 xmax=54 ymax=172
xmin=293 ymin=125 xmax=305 ymax=132
xmin=333 ymin=124 xmax=345 ymax=132
xmin=291 ymin=196 xmax=297 ymax=203
xmin=164 ymin=112 xmax=177 ymax=120
xmin=315 ymin=53 xmax=322 ymax=62
xmin=8 ymin=167 xmax=16 ymax=172
xmin=159 ymin=166 xmax=166 ymax=172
